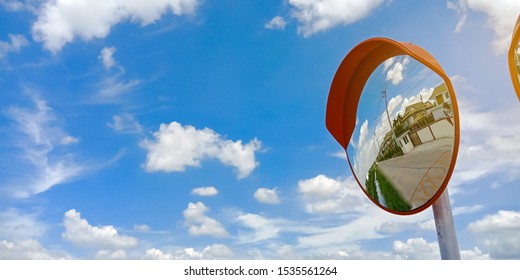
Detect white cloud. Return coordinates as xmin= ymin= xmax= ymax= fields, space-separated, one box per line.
xmin=217 ymin=138 xmax=263 ymax=179
xmin=460 ymin=247 xmax=490 ymax=260
xmin=377 ymin=221 xmax=415 ymax=234
xmin=288 ymin=0 xmax=385 ymax=37
xmin=0 ymin=209 xmax=47 ymax=240
xmin=133 ymin=224 xmax=151 ymax=232
xmin=199 ymin=243 xmax=233 ymax=259
xmin=418 ymin=219 xmax=436 ymax=231
xmin=95 ymin=249 xmax=127 ymax=259
xmin=0 ymin=239 xmax=70 ymax=260
xmin=378 ymin=218 xmax=437 ymax=234
xmin=449 ymin=95 xmax=520 ymax=189
xmin=140 ymin=122 xmax=262 ymax=179
xmin=297 ymin=217 xmax=384 ymax=249
xmin=329 ymin=248 xmax=396 ymax=260
xmin=191 ymin=186 xmax=219 ymax=196
xmin=59 ymin=135 xmax=80 ymax=145
xmin=393 ymin=238 xmax=489 ymax=260
xmin=171 ymin=244 xmax=233 ymax=259
xmin=236 ymin=213 xmax=279 ymax=243
xmin=265 ymin=16 xmax=287 ymax=30
xmin=144 ymin=248 xmax=174 ymax=259
xmin=0 ymin=33 xmax=28 ymax=59
xmin=269 ymin=243 xmax=300 ymax=259
xmin=387 ymin=95 xmax=404 ymax=116
xmin=254 ymin=188 xmax=280 ymax=205
xmin=107 ymin=113 xmax=143 ymax=134
xmin=386 ymin=57 xmax=409 ymax=85
xmin=144 ymin=244 xmax=233 ymax=260
xmin=297 ymin=175 xmax=367 ymax=214
xmin=393 ymin=238 xmax=440 ymax=259
xmin=383 ymin=57 xmax=394 ymax=71
xmin=3 ymin=94 xmax=84 ymax=198
xmin=32 ymin=0 xmax=200 ymax=52
xmin=99 ymin=46 xmax=116 ymax=69
xmin=468 ymin=210 xmax=520 ymax=259
xmin=183 ymin=202 xmax=228 ymax=237
xmin=296 ymin=204 xmax=433 ymax=249
xmin=395 ymin=238 xmax=488 ymax=260
xmin=62 ymin=209 xmax=138 ymax=248
xmin=357 ymin=119 xmax=368 ymax=148
xmin=352 ymin=119 xmax=377 ymax=181
xmin=449 ymin=0 xmax=520 ymax=54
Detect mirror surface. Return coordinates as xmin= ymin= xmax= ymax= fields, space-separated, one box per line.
xmin=347 ymin=55 xmax=455 ymax=212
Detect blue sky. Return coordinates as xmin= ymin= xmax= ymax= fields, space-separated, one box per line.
xmin=0 ymin=0 xmax=519 ymax=260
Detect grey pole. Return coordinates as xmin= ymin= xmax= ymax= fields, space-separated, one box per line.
xmin=432 ymin=188 xmax=461 ymax=260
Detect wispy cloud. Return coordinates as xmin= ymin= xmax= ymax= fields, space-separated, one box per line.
xmin=0 ymin=208 xmax=48 ymax=240
xmin=0 ymin=33 xmax=28 ymax=59
xmin=107 ymin=113 xmax=143 ymax=134
xmin=89 ymin=73 xmax=141 ymax=104
xmin=0 ymin=239 xmax=70 ymax=260
xmin=448 ymin=0 xmax=520 ymax=54
xmin=2 ymin=93 xmax=84 ymax=198
xmin=265 ymin=16 xmax=287 ymax=30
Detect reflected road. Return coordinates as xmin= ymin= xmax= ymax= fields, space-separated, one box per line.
xmin=377 ymin=138 xmax=453 ymax=209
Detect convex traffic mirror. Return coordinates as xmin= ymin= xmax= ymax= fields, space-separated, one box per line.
xmin=326 ymin=38 xmax=460 ymax=215
xmin=509 ymin=15 xmax=520 ymax=101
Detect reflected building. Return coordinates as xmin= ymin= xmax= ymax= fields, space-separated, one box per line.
xmin=383 ymin=83 xmax=454 ymax=156
xmin=429 ymin=83 xmax=453 ymax=121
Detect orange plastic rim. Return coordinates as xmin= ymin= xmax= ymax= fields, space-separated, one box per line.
xmin=326 ymin=37 xmax=460 ymax=215
xmin=508 ymin=15 xmax=520 ymax=101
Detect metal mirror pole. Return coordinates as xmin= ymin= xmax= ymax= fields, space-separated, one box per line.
xmin=432 ymin=188 xmax=461 ymax=260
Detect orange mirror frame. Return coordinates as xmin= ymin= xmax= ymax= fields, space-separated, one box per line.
xmin=509 ymin=15 xmax=520 ymax=101
xmin=325 ymin=37 xmax=460 ymax=215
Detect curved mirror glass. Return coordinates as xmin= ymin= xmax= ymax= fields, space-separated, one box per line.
xmin=347 ymin=55 xmax=455 ymax=212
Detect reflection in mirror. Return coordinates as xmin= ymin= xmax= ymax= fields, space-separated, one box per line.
xmin=347 ymin=55 xmax=455 ymax=212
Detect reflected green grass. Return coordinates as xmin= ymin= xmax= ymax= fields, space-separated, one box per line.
xmin=366 ymin=164 xmax=379 ymax=202
xmin=374 ymin=166 xmax=411 ymax=212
